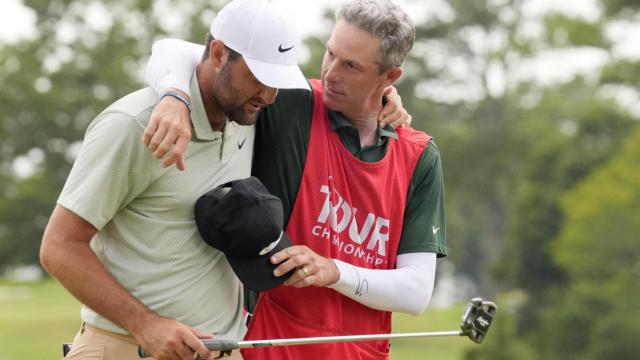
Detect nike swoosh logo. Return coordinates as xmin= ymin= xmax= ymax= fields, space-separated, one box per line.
xmin=432 ymin=226 xmax=440 ymax=235
xmin=278 ymin=44 xmax=295 ymax=53
xmin=238 ymin=138 xmax=246 ymax=150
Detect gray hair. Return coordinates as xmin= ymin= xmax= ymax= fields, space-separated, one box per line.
xmin=336 ymin=0 xmax=415 ymax=72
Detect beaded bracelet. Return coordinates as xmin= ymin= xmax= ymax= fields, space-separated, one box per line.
xmin=161 ymin=91 xmax=192 ymax=113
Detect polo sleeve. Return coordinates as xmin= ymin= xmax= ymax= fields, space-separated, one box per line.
xmin=57 ymin=112 xmax=153 ymax=230
xmin=253 ymin=88 xmax=313 ymax=223
xmin=397 ymin=141 xmax=448 ymax=257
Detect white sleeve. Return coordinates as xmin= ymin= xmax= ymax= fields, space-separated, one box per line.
xmin=145 ymin=39 xmax=205 ymax=97
xmin=328 ymin=252 xmax=436 ymax=315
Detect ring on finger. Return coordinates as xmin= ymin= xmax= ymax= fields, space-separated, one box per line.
xmin=302 ymin=266 xmax=309 ymax=276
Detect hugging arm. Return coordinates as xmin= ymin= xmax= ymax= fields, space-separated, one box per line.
xmin=143 ymin=39 xmax=412 ymax=170
xmin=144 ymin=39 xmax=204 ymax=170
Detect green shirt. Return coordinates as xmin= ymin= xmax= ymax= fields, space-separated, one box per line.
xmin=57 ymin=73 xmax=252 ymax=337
xmin=253 ymin=87 xmax=447 ymax=256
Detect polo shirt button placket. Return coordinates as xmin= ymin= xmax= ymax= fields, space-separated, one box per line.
xmin=221 ymin=122 xmax=238 ymax=164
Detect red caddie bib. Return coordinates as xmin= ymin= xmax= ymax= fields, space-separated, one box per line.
xmin=243 ymin=80 xmax=431 ymax=359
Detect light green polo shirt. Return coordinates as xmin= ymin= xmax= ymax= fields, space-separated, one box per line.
xmin=58 ymin=72 xmax=254 ymax=338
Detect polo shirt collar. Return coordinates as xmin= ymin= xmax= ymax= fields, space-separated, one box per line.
xmin=189 ymin=72 xmax=220 ymax=141
xmin=328 ymin=109 xmax=398 ymax=140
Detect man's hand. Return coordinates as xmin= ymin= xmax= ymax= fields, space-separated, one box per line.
xmin=378 ymin=86 xmax=412 ymax=129
xmin=143 ymin=88 xmax=192 ymax=171
xmin=132 ymin=314 xmax=214 ymax=360
xmin=41 ymin=206 xmax=212 ymax=360
xmin=271 ymin=245 xmax=340 ymax=288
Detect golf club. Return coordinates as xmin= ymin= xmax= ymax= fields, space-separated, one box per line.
xmin=138 ymin=297 xmax=497 ymax=358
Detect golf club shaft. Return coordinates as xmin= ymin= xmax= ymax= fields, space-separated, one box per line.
xmin=138 ymin=297 xmax=496 ymax=357
xmin=233 ymin=330 xmax=464 ymax=349
xmin=139 ymin=331 xmax=462 ymax=357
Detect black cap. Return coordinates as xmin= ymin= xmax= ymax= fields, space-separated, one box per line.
xmin=194 ymin=177 xmax=293 ymax=291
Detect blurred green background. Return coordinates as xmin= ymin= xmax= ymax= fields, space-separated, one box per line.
xmin=0 ymin=279 xmax=80 ymax=359
xmin=1 ymin=0 xmax=639 ymax=359
xmin=0 ymin=279 xmax=476 ymax=359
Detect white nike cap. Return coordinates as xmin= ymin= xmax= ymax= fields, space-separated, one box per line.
xmin=211 ymin=0 xmax=309 ymax=90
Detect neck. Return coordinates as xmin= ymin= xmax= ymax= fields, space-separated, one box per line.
xmin=196 ymin=64 xmax=227 ymax=132
xmin=340 ymin=94 xmax=384 ymax=148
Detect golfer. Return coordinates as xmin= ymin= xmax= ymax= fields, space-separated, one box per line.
xmin=39 ymin=1 xmax=309 ymax=359
xmin=144 ymin=0 xmax=447 ymax=359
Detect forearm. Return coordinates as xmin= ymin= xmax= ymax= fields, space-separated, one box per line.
xmin=146 ymin=38 xmax=204 ymax=96
xmin=328 ymin=252 xmax=436 ymax=315
xmin=40 ymin=206 xmax=154 ymax=334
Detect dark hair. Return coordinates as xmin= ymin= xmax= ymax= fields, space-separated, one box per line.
xmin=202 ymin=33 xmax=241 ymax=62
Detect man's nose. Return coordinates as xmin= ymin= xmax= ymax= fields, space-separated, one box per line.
xmin=323 ymin=61 xmax=340 ymax=83
xmin=258 ymin=85 xmax=278 ymax=105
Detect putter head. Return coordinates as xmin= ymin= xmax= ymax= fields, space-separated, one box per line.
xmin=460 ymin=297 xmax=497 ymax=344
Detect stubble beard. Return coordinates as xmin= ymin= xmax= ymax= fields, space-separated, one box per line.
xmin=212 ymin=62 xmax=259 ymax=126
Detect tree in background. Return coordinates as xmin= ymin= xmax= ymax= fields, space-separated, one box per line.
xmin=464 ymin=0 xmax=640 ymax=358
xmin=0 ymin=0 xmax=216 ymax=269
xmin=537 ymin=126 xmax=640 ymax=359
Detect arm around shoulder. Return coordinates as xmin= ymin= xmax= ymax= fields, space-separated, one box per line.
xmin=144 ymin=38 xmax=204 ymax=170
xmin=146 ymin=38 xmax=205 ymax=96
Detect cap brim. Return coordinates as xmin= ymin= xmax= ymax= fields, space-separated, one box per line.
xmin=226 ymin=232 xmax=294 ymax=292
xmin=244 ymin=57 xmax=310 ymax=90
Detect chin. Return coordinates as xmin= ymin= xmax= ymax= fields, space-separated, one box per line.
xmin=232 ymin=118 xmax=257 ymax=126
xmin=323 ymin=94 xmax=343 ymax=112
xmin=232 ymin=112 xmax=260 ymax=126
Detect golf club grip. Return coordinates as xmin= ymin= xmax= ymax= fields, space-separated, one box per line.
xmin=138 ymin=339 xmax=239 ymax=358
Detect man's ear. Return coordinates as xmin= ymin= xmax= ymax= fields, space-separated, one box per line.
xmin=208 ymin=40 xmax=227 ymax=68
xmin=383 ymin=67 xmax=403 ymax=87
